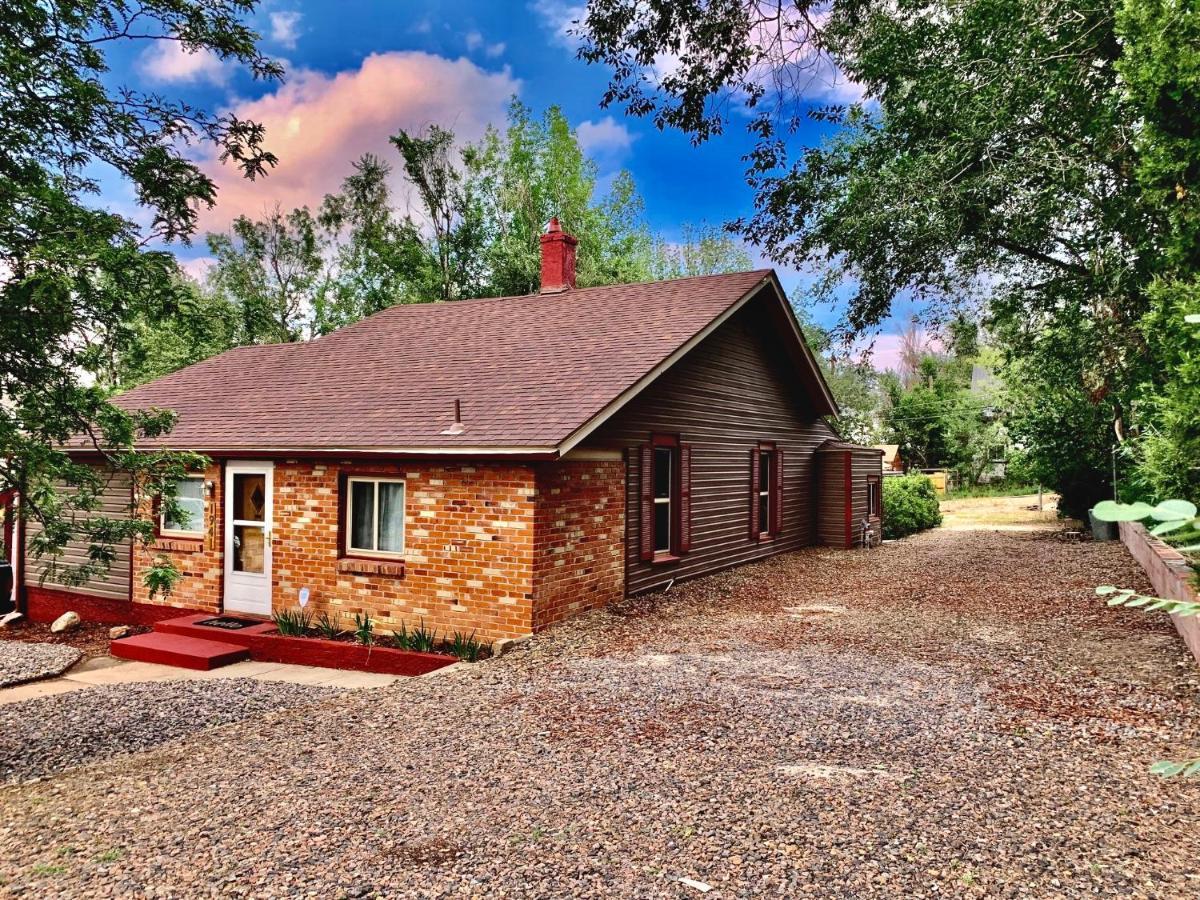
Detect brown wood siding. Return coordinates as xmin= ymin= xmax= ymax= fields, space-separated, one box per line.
xmin=815 ymin=451 xmax=848 ymax=547
xmin=849 ymin=449 xmax=884 ymax=545
xmin=586 ymin=298 xmax=837 ymax=595
xmin=24 ymin=466 xmax=133 ymax=601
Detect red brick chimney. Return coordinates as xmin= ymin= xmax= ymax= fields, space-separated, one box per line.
xmin=539 ymin=217 xmax=577 ymax=293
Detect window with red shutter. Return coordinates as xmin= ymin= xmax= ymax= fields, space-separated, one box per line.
xmin=642 ymin=433 xmax=688 ymax=560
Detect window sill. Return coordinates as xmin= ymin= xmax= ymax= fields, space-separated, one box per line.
xmin=154 ymin=537 xmax=204 ymax=552
xmin=651 ymin=553 xmax=681 ymax=565
xmin=337 ymin=557 xmax=406 ymax=577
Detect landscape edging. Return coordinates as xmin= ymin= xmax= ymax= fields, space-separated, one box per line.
xmin=1119 ymin=521 xmax=1200 ymax=666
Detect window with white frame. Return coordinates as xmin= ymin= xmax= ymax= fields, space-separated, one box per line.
xmin=653 ymin=446 xmax=675 ymax=554
xmin=160 ymin=476 xmax=205 ymax=538
xmin=346 ymin=477 xmax=406 ymax=557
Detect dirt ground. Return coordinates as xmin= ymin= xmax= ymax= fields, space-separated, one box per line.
xmin=2 ymin=498 xmax=1199 ymax=898
xmin=939 ymin=491 xmax=1065 ymax=530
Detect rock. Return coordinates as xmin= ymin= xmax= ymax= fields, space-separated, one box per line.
xmin=491 ymin=635 xmax=531 ymax=658
xmin=109 ymin=625 xmax=132 ymax=640
xmin=50 ymin=611 xmax=80 ymax=634
xmin=0 ymin=610 xmax=23 ymax=628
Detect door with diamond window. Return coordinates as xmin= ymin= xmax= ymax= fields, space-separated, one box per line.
xmin=224 ymin=462 xmax=273 ymax=616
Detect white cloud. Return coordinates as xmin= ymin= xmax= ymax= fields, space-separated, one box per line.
xmin=179 ymin=256 xmax=216 ymax=282
xmin=269 ymin=11 xmax=303 ymax=49
xmin=531 ymin=0 xmax=587 ymax=50
xmin=576 ymin=117 xmax=635 ymax=158
xmin=138 ymin=42 xmax=230 ymax=85
xmin=194 ymin=52 xmax=520 ymax=231
xmin=466 ymin=30 xmax=506 ymax=58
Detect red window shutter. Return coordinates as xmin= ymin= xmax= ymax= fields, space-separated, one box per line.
xmin=771 ymin=447 xmax=784 ymax=535
xmin=639 ymin=444 xmax=654 ymax=561
xmin=749 ymin=448 xmax=761 ymax=540
xmin=679 ymin=443 xmax=693 ymax=553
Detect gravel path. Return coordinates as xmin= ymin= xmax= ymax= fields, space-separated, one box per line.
xmin=2 ymin=510 xmax=1200 ymax=897
xmin=0 ymin=680 xmax=342 ymax=784
xmin=0 ymin=642 xmax=81 ymax=688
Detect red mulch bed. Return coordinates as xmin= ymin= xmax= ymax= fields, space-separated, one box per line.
xmin=0 ymin=619 xmax=148 ymax=659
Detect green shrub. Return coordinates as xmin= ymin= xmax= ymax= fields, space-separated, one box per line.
xmin=882 ymin=475 xmax=943 ymax=539
xmin=272 ymin=607 xmax=312 ymax=637
xmin=447 ymin=629 xmax=484 ymax=662
xmin=352 ymin=612 xmax=374 ymax=646
xmin=314 ymin=611 xmax=343 ymax=640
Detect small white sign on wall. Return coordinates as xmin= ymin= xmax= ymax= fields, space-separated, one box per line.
xmin=298 ymin=587 xmax=310 ymax=607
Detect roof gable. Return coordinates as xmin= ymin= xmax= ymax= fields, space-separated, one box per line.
xmin=110 ymin=269 xmax=836 ymax=455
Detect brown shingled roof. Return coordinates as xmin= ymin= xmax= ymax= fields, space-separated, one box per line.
xmin=109 ymin=269 xmax=834 ymax=455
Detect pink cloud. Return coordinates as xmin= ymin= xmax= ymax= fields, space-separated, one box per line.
xmin=196 ymin=52 xmax=520 ymax=231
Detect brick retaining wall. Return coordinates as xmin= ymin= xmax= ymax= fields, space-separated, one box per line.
xmin=1119 ymin=521 xmax=1200 ymax=666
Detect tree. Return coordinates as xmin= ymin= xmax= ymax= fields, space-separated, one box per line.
xmin=577 ymin=0 xmax=1193 ymax=507
xmin=651 ymin=223 xmax=754 ymax=279
xmin=314 ymin=155 xmax=433 ymax=333
xmin=205 ymin=206 xmax=323 ymax=343
xmin=114 ymin=278 xmax=241 ymax=388
xmin=0 ymin=0 xmax=279 ymax=586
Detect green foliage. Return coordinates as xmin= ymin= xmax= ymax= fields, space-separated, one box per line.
xmin=447 ymin=630 xmax=484 ymax=662
xmin=314 ymin=611 xmax=343 ymax=641
xmin=882 ymin=476 xmax=943 ymax=539
xmin=406 ymin=619 xmax=439 ymax=654
xmin=352 ymin=612 xmax=374 ymax=646
xmin=1 ymin=0 xmax=278 ymax=586
xmin=577 ymin=0 xmax=1200 ymax=523
xmin=1095 ymin=585 xmax=1200 ymax=617
xmin=141 ymin=555 xmax=181 ymax=602
xmin=272 ymin=607 xmax=313 ymax=637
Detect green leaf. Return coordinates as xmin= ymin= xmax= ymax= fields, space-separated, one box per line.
xmin=1090 ymin=500 xmax=1155 ymax=522
xmin=1150 ymin=500 xmax=1198 ymax=522
xmin=1095 ymin=585 xmax=1119 ymax=596
xmin=1149 ymin=760 xmax=1190 ymax=777
xmin=1183 ymin=760 xmax=1200 ymax=777
xmin=1185 ymin=314 xmax=1200 ymax=325
xmin=1150 ymin=518 xmax=1194 ymax=535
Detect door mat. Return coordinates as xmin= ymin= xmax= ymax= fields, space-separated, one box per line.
xmin=193 ymin=616 xmax=262 ymax=630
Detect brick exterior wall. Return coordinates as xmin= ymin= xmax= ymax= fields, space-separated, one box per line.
xmin=131 ymin=462 xmax=224 ymax=613
xmin=272 ymin=461 xmax=537 ymax=642
xmin=532 ymin=459 xmax=626 ymax=630
xmin=122 ymin=458 xmax=629 ymax=640
xmin=1119 ymin=521 xmax=1200 ymax=667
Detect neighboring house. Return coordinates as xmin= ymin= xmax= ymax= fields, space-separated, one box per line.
xmin=19 ymin=221 xmax=883 ymax=642
xmin=876 ymin=444 xmax=904 ymax=474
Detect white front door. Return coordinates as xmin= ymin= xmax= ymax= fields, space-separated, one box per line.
xmin=224 ymin=461 xmax=273 ymax=616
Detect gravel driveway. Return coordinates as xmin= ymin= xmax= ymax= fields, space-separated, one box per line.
xmin=2 ymin=504 xmax=1199 ymax=898
xmin=0 ymin=642 xmax=80 ymax=688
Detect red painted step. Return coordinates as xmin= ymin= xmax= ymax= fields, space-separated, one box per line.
xmin=111 ymin=632 xmax=250 ymax=671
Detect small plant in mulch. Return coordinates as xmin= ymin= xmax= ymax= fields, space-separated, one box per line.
xmin=352 ymin=612 xmax=375 ymax=646
xmin=313 ymin=611 xmax=344 ymax=641
xmin=446 ymin=629 xmax=484 ymax=661
xmin=393 ymin=618 xmax=439 ymax=653
xmin=272 ymin=607 xmax=312 ymax=637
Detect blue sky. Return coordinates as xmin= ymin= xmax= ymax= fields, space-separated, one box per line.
xmin=97 ymin=0 xmax=908 ymax=354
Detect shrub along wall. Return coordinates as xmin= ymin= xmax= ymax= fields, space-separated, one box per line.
xmin=883 ymin=475 xmax=943 ymax=539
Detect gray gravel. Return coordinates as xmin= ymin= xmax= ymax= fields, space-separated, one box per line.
xmin=0 ymin=679 xmax=341 ymax=784
xmin=0 ymin=642 xmax=81 ymax=687
xmin=2 ymin=508 xmax=1200 ymax=897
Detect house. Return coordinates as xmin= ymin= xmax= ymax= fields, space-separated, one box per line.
xmin=18 ymin=221 xmax=884 ymax=642
xmin=876 ymin=444 xmax=904 ymax=474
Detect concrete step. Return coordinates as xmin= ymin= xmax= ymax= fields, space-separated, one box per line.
xmin=110 ymin=632 xmax=250 ymax=671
